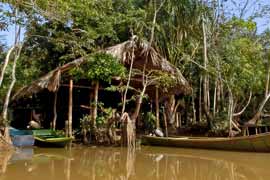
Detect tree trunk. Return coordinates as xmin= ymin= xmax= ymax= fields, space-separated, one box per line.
xmin=233 ymin=91 xmax=252 ymax=117
xmin=265 ymin=61 xmax=270 ymax=97
xmin=155 ymin=87 xmax=160 ymax=128
xmin=52 ymin=91 xmax=58 ymax=130
xmin=199 ymin=76 xmax=202 ymax=122
xmin=165 ymin=95 xmax=175 ymax=124
xmin=121 ymin=112 xmax=135 ymax=147
xmin=172 ymin=100 xmax=181 ymax=125
xmin=202 ymin=16 xmax=210 ymax=113
xmin=247 ymin=92 xmax=270 ymax=125
xmin=67 ymin=79 xmax=73 ymax=137
xmin=122 ymin=43 xmax=135 ymax=114
xmin=213 ymin=80 xmax=217 ymax=117
xmin=0 ymin=46 xmax=15 ymax=88
xmin=163 ymin=110 xmax=168 ymax=137
xmin=131 ymin=84 xmax=147 ymax=122
xmin=228 ymin=89 xmax=234 ymax=136
xmin=92 ymin=80 xmax=99 ymax=128
xmin=1 ymin=44 xmax=22 ymax=143
xmin=192 ymin=92 xmax=196 ymax=122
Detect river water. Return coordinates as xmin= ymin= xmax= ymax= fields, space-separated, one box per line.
xmin=0 ymin=146 xmax=269 ymax=180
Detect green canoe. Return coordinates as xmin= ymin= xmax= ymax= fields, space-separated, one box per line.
xmin=142 ymin=132 xmax=270 ymax=152
xmin=32 ymin=129 xmax=72 ymax=148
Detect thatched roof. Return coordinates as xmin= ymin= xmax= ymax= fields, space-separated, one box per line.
xmin=12 ymin=38 xmax=191 ymax=100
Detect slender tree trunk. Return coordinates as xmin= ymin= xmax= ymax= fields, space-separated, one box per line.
xmin=92 ymin=80 xmax=99 ymax=128
xmin=67 ymin=79 xmax=73 ymax=137
xmin=265 ymin=61 xmax=270 ymax=97
xmin=163 ymin=110 xmax=168 ymax=137
xmin=52 ymin=91 xmax=58 ymax=130
xmin=89 ymin=91 xmax=93 ymax=115
xmin=155 ymin=87 xmax=160 ymax=128
xmin=172 ymin=100 xmax=181 ymax=124
xmin=0 ymin=47 xmax=15 ymax=87
xmin=202 ymin=16 xmax=210 ymax=114
xmin=247 ymin=92 xmax=270 ymax=125
xmin=216 ymin=78 xmax=221 ymax=113
xmin=233 ymin=91 xmax=252 ymax=117
xmin=213 ymin=79 xmax=217 ymax=117
xmin=199 ymin=76 xmax=202 ymax=122
xmin=192 ymin=92 xmax=196 ymax=122
xmin=202 ymin=16 xmax=213 ymax=129
xmin=122 ymin=44 xmax=135 ymax=114
xmin=1 ymin=44 xmax=22 ymax=143
xmin=131 ymin=85 xmax=147 ymax=122
xmin=165 ymin=95 xmax=176 ymax=124
xmin=228 ymin=89 xmax=234 ymax=136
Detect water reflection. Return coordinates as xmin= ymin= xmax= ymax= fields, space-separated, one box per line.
xmin=0 ymin=146 xmax=269 ymax=180
xmin=0 ymin=150 xmax=13 ymax=175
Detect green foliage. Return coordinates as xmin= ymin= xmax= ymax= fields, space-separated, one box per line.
xmin=154 ymin=71 xmax=176 ymax=90
xmin=80 ymin=114 xmax=91 ymax=132
xmin=211 ymin=111 xmax=230 ymax=133
xmin=219 ymin=19 xmax=265 ymax=95
xmin=142 ymin=112 xmax=156 ymax=131
xmin=70 ymin=52 xmax=126 ymax=83
xmin=96 ymin=105 xmax=114 ymax=127
xmin=1 ymin=0 xmax=270 ymax=134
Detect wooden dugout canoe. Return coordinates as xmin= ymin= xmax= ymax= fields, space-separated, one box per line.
xmin=141 ymin=133 xmax=270 ymax=152
xmin=32 ymin=130 xmax=72 ymax=148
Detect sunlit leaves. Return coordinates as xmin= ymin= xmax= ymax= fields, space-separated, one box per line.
xmin=70 ymin=53 xmax=126 ymax=83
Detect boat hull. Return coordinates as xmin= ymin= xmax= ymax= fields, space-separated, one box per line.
xmin=11 ymin=135 xmax=35 ymax=147
xmin=9 ymin=128 xmax=34 ymax=147
xmin=32 ymin=130 xmax=72 ymax=148
xmin=34 ymin=137 xmax=72 ymax=148
xmin=142 ymin=133 xmax=270 ymax=152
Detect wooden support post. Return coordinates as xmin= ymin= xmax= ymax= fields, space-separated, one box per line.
xmin=67 ymin=79 xmax=73 ymax=137
xmin=179 ymin=113 xmax=182 ymax=128
xmin=176 ymin=112 xmax=179 ymax=128
xmin=163 ymin=110 xmax=168 ymax=137
xmin=255 ymin=127 xmax=258 ymax=135
xmin=155 ymin=87 xmax=160 ymax=129
xmin=243 ymin=127 xmax=246 ymax=136
xmin=52 ymin=91 xmax=58 ymax=130
xmin=92 ymin=81 xmax=99 ymax=128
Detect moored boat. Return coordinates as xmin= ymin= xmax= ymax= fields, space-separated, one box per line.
xmin=9 ymin=127 xmax=35 ymax=147
xmin=32 ymin=129 xmax=72 ymax=148
xmin=141 ymin=132 xmax=270 ymax=152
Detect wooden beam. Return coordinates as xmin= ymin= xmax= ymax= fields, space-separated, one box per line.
xmin=67 ymin=79 xmax=73 ymax=137
xmin=155 ymin=87 xmax=160 ymax=129
xmin=61 ymin=84 xmax=106 ymax=90
xmin=52 ymin=91 xmax=58 ymax=130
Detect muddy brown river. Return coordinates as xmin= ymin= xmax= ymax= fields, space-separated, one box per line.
xmin=0 ymin=146 xmax=269 ymax=180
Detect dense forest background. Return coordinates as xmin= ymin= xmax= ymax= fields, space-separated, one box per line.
xmin=1 ymin=0 xmax=270 ymax=139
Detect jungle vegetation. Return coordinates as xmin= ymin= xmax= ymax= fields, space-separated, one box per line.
xmin=1 ymin=0 xmax=270 ymax=145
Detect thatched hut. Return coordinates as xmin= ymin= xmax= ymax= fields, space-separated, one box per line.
xmin=13 ymin=38 xmax=190 ymax=100
xmin=11 ymin=38 xmax=191 ymax=138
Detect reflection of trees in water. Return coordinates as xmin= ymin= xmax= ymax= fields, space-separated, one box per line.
xmin=76 ymin=147 xmax=262 ymax=180
xmin=147 ymin=153 xmax=260 ymax=180
xmin=0 ymin=147 xmax=264 ymax=180
xmin=0 ymin=150 xmax=13 ymax=175
xmin=0 ymin=150 xmax=13 ymax=180
xmin=77 ymin=147 xmax=136 ymax=180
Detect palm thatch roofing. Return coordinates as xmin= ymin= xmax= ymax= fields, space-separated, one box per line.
xmin=12 ymin=37 xmax=191 ymax=100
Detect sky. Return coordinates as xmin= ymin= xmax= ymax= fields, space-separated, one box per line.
xmin=0 ymin=0 xmax=270 ymax=47
xmin=223 ymin=0 xmax=270 ymax=33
